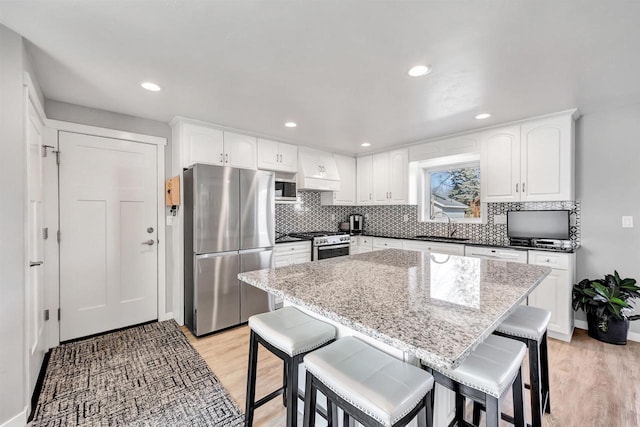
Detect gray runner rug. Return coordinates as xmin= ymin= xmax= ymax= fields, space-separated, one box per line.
xmin=30 ymin=320 xmax=244 ymax=426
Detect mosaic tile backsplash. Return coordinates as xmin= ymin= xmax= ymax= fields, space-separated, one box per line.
xmin=275 ymin=191 xmax=580 ymax=248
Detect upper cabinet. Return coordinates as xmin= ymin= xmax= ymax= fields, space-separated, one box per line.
xmin=257 ymin=138 xmax=298 ymax=173
xmin=171 ymin=119 xmax=257 ymax=170
xmin=321 ymin=154 xmax=356 ymax=205
xmin=481 ymin=112 xmax=575 ymax=202
xmin=364 ymin=149 xmax=408 ymax=205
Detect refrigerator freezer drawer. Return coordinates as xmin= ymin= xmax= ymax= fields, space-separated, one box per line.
xmin=239 ymin=248 xmax=274 ymax=322
xmin=193 ymin=251 xmax=240 ymax=336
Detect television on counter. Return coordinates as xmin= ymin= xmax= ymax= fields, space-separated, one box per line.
xmin=507 ymin=210 xmax=570 ymax=241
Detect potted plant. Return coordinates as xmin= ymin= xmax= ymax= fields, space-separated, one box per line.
xmin=572 ymin=271 xmax=640 ymax=344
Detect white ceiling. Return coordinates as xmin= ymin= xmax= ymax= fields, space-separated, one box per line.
xmin=1 ymin=1 xmax=639 ymax=155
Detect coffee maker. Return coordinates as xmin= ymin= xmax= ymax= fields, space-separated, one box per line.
xmin=349 ymin=214 xmax=364 ymax=234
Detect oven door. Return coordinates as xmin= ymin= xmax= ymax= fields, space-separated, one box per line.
xmin=314 ymin=243 xmax=350 ymax=261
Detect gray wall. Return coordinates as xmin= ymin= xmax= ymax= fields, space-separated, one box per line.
xmin=44 ymin=100 xmax=175 ymax=312
xmin=576 ymin=103 xmax=640 ymax=333
xmin=0 ymin=24 xmax=27 ymax=425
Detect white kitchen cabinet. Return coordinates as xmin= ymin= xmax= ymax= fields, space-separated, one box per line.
xmin=372 ymin=237 xmax=403 ymax=250
xmin=527 ymin=250 xmax=575 ymax=342
xmin=321 ymin=154 xmax=356 ymax=205
xmin=402 ymin=240 xmax=465 ymax=256
xmin=223 ymin=131 xmax=257 ymax=169
xmin=298 ymin=147 xmax=340 ymax=181
xmin=257 ymin=138 xmax=298 ymax=173
xmin=357 ymin=236 xmax=374 ymax=253
xmin=274 ymin=241 xmax=311 ymax=266
xmin=356 ymin=156 xmax=373 ymax=205
xmin=359 ymin=149 xmax=408 ymax=205
xmin=171 ymin=119 xmax=258 ymax=169
xmin=481 ymin=112 xmax=575 ymax=203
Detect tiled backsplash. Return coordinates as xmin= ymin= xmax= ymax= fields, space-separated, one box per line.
xmin=275 ymin=191 xmax=580 ymax=248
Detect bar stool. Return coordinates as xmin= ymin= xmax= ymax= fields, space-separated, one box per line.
xmin=423 ymin=334 xmax=527 ymax=427
xmin=475 ymin=305 xmax=551 ymax=427
xmin=245 ymin=306 xmax=336 ymax=427
xmin=303 ymin=336 xmax=435 ymax=427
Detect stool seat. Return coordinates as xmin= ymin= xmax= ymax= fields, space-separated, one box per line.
xmin=304 ymin=336 xmax=434 ymax=426
xmin=437 ymin=335 xmax=526 ymax=398
xmin=248 ymin=306 xmax=336 ymax=357
xmin=496 ymin=306 xmax=551 ymax=341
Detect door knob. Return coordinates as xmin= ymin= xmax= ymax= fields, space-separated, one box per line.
xmin=141 ymin=239 xmax=155 ymax=246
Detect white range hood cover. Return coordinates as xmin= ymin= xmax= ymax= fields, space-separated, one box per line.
xmin=297 ymin=147 xmax=341 ymax=191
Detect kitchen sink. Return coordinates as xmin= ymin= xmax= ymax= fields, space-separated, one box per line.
xmin=413 ymin=235 xmax=470 ymax=242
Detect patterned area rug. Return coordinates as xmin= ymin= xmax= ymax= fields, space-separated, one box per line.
xmin=31 ymin=320 xmax=244 ymax=426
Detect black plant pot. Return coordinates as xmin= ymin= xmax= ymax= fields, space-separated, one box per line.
xmin=587 ymin=313 xmax=629 ymax=345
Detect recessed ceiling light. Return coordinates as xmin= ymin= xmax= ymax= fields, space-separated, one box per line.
xmin=284 ymin=122 xmax=297 ymax=128
xmin=141 ymin=82 xmax=162 ymax=92
xmin=407 ymin=65 xmax=432 ymax=77
xmin=475 ymin=113 xmax=491 ymax=120
xmin=361 ymin=142 xmax=371 ymax=147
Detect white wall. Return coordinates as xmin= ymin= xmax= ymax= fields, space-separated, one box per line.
xmin=44 ymin=100 xmax=175 ymax=313
xmin=0 ymin=24 xmax=27 ymax=426
xmin=576 ymin=103 xmax=640 ymax=333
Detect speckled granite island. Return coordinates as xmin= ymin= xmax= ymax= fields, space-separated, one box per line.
xmin=238 ymin=249 xmax=551 ymax=425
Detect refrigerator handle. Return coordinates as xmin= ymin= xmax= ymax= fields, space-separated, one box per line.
xmin=239 ymin=247 xmax=273 ymax=254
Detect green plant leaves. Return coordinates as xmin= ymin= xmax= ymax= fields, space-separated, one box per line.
xmin=572 ymin=271 xmax=639 ymax=324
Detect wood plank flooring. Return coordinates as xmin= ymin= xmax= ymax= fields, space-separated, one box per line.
xmin=183 ymin=325 xmax=640 ymax=427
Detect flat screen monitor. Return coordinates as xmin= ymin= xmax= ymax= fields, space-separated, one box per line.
xmin=507 ymin=210 xmax=570 ymax=240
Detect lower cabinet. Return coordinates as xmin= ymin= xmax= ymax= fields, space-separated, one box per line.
xmin=527 ymin=250 xmax=576 ymax=342
xmin=273 ymin=241 xmax=312 ymax=307
xmin=372 ymin=237 xmax=403 ymax=251
xmin=402 ymin=240 xmax=465 ymax=256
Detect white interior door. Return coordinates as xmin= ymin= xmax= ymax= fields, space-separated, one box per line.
xmin=59 ymin=131 xmax=158 ymax=341
xmin=25 ymin=92 xmax=46 ymax=400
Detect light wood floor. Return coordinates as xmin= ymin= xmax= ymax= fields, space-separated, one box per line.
xmin=183 ymin=326 xmax=640 ymax=427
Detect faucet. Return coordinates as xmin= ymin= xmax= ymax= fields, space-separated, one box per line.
xmin=431 ymin=211 xmax=457 ymax=238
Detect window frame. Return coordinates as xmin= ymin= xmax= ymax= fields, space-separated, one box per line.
xmin=416 ymin=153 xmax=486 ymax=224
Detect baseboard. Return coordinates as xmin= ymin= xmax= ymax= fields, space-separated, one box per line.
xmin=158 ymin=311 xmax=174 ymax=322
xmin=574 ymin=319 xmax=640 ymax=343
xmin=1 ymin=406 xmax=27 ymax=427
xmin=548 ymin=328 xmax=573 ymax=342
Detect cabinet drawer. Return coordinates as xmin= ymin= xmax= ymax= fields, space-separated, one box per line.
xmin=275 ymin=241 xmax=311 ymax=254
xmin=292 ymin=253 xmax=311 ymax=264
xmin=358 ymin=236 xmax=374 ymax=248
xmin=402 ymin=240 xmax=464 ymax=255
xmin=528 ymin=250 xmax=569 ymax=270
xmin=373 ymin=237 xmax=403 ymax=249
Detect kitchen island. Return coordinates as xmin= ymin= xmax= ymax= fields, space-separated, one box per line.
xmin=238 ymin=249 xmax=551 ymax=425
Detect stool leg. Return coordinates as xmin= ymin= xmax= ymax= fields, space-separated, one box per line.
xmin=454 ymin=392 xmax=465 ymax=424
xmin=244 ymin=330 xmax=259 ymax=427
xmin=326 ymin=399 xmax=333 ymax=427
xmin=425 ymin=392 xmax=434 ymax=427
xmin=283 ymin=362 xmax=288 ymax=407
xmin=540 ymin=332 xmax=551 ymax=414
xmin=286 ymin=357 xmax=300 ymax=427
xmin=484 ymin=396 xmax=499 ymax=427
xmin=512 ymin=367 xmax=525 ymax=427
xmin=528 ymin=339 xmax=543 ymax=427
xmin=303 ymin=370 xmax=316 ymax=427
xmin=472 ymin=401 xmax=481 ymax=425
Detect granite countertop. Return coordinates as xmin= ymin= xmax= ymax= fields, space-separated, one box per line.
xmin=275 ymin=236 xmax=306 ymax=243
xmin=357 ymin=233 xmax=578 ymax=253
xmin=238 ymin=249 xmax=551 ymax=371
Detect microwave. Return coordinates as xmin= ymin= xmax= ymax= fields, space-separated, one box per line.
xmin=275 ymin=180 xmax=297 ymax=201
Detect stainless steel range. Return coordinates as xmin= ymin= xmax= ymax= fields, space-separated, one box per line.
xmin=288 ymin=231 xmax=351 ymax=261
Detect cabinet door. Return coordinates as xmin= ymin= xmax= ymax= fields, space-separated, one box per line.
xmin=520 ymin=116 xmax=573 ymax=201
xmin=224 ymin=132 xmax=257 ymax=170
xmin=292 ymin=253 xmax=311 ymax=264
xmin=528 ymin=269 xmax=569 ymax=335
xmin=319 ymin=153 xmax=341 ymax=181
xmin=333 ymin=154 xmax=356 ymax=204
xmin=274 ymin=254 xmax=291 ymax=267
xmin=257 ymin=138 xmax=280 ymax=171
xmin=480 ymin=126 xmax=520 ymax=202
xmin=184 ymin=123 xmax=224 ymax=167
xmin=356 ymin=156 xmax=373 ymax=205
xmin=278 ymin=142 xmax=298 ymax=173
xmin=372 ymin=152 xmax=390 ymax=204
xmin=298 ymin=147 xmax=323 ymax=178
xmin=388 ymin=149 xmax=408 ymax=204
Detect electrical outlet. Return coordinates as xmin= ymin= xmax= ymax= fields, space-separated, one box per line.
xmin=622 ymin=216 xmax=634 ymax=228
xmin=494 ymin=214 xmax=507 ymax=225
xmin=331 ymin=214 xmax=336 ymax=221
xmin=403 ymin=214 xmax=409 ymax=222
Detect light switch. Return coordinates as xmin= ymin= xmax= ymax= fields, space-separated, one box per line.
xmin=166 ymin=215 xmax=174 ymax=226
xmin=622 ymin=216 xmax=634 ymax=228
xmin=494 ymin=214 xmax=507 ymax=225
xmin=331 ymin=214 xmax=336 ymax=221
xmin=403 ymin=214 xmax=409 ymax=222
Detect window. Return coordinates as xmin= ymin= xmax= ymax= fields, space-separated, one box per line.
xmin=416 ymin=154 xmax=484 ymax=223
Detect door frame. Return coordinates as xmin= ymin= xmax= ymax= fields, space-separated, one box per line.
xmin=43 ymin=118 xmax=169 ymax=348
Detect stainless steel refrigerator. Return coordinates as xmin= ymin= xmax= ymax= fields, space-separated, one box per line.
xmin=184 ymin=164 xmax=275 ymax=336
